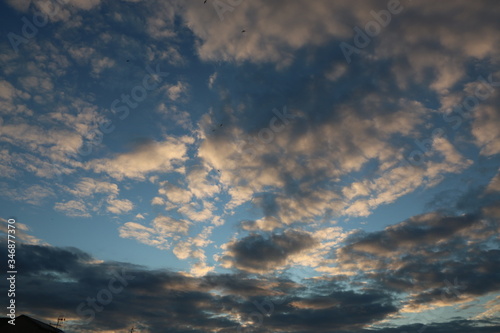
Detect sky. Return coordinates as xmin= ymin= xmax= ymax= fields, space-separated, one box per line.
xmin=0 ymin=0 xmax=499 ymax=332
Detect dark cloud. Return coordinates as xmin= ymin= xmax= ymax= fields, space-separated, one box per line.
xmin=222 ymin=230 xmax=318 ymax=273
xmin=2 ymin=199 xmax=500 ymax=333
xmin=332 ymin=196 xmax=500 ymax=313
xmin=259 ymin=289 xmax=398 ymax=332
xmin=1 ymin=241 xmax=400 ymax=332
xmin=342 ymin=213 xmax=481 ymax=256
xmin=4 ymin=240 xmax=394 ymax=333
xmin=364 ymin=320 xmax=500 ymax=333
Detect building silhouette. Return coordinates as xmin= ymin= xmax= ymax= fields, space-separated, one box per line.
xmin=0 ymin=315 xmax=64 ymax=332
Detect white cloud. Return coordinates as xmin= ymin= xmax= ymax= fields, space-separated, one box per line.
xmin=186 ymin=166 xmax=220 ymax=199
xmin=158 ymin=181 xmax=192 ymax=204
xmin=163 ymin=81 xmax=188 ymax=101
xmin=485 ymin=170 xmax=500 ymax=194
xmin=54 ymin=200 xmax=90 ymax=217
xmin=189 ymin=261 xmax=215 ymax=277
xmin=90 ymin=56 xmax=115 ymax=77
xmin=197 ymin=100 xmax=430 ymax=222
xmin=152 ymin=215 xmax=191 ymax=236
xmin=68 ymin=47 xmax=96 ymax=64
xmin=241 ymin=217 xmax=282 ymax=232
xmin=182 ymin=0 xmax=352 ymax=65
xmin=0 ymin=218 xmax=45 ymax=245
xmin=208 ymin=72 xmax=217 ymax=89
xmin=0 ymin=95 xmax=104 ymax=181
xmin=151 ymin=196 xmax=165 ymax=206
xmin=0 ymin=149 xmax=18 ymax=179
xmin=156 ymin=104 xmax=193 ymax=129
xmin=0 ymin=80 xmax=29 ymax=102
xmin=88 ymin=137 xmax=194 ymax=180
xmin=472 ymin=105 xmax=500 ymax=156
xmin=0 ymin=183 xmax=55 ymax=206
xmin=68 ymin=178 xmax=119 ymax=197
xmin=119 ymin=222 xmax=171 ymax=250
xmin=144 ymin=1 xmax=178 ymax=39
xmin=173 ymin=226 xmax=215 ymax=276
xmin=341 ymin=137 xmax=473 ymax=217
xmin=119 ymin=215 xmax=192 ymax=250
xmin=19 ymin=75 xmax=54 ymax=93
xmin=178 ymin=202 xmax=214 ymax=222
xmin=107 ymin=198 xmax=134 ymax=214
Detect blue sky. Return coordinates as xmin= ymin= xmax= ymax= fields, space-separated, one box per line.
xmin=1 ymin=0 xmax=500 ymax=332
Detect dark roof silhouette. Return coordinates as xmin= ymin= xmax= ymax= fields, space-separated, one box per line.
xmin=0 ymin=315 xmax=64 ymax=333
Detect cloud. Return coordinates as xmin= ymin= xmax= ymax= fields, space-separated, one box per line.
xmin=67 ymin=46 xmax=96 ymax=64
xmin=119 ymin=221 xmax=171 ymax=250
xmin=0 ymin=80 xmax=31 ymax=116
xmin=0 ymin=121 xmax=84 ymax=163
xmin=178 ymin=201 xmax=216 ymax=222
xmin=106 ymin=197 xmax=133 ymax=214
xmin=373 ymin=1 xmax=500 ymax=92
xmin=119 ymin=215 xmax=192 ymax=251
xmin=260 ymin=289 xmax=398 ymax=332
xmin=158 ymin=181 xmax=192 ymax=204
xmin=221 ymin=229 xmax=318 ymax=273
xmin=67 ymin=178 xmax=119 ymax=197
xmin=156 ymin=104 xmax=193 ymax=129
xmin=4 ymin=0 xmax=31 ymax=12
xmin=57 ymin=178 xmax=133 ymax=216
xmin=90 ymin=56 xmax=115 ymax=78
xmin=153 ymin=215 xmax=191 ymax=235
xmin=163 ymin=80 xmax=188 ymax=101
xmin=196 ymin=95 xmax=473 ymax=224
xmin=182 ymin=0 xmax=353 ymax=65
xmin=0 ymin=240 xmax=398 ymax=332
xmin=1 ymin=229 xmax=499 ymax=332
xmin=54 ymin=200 xmax=90 ymax=217
xmin=341 ymin=212 xmax=479 ymax=257
xmin=329 ymin=205 xmax=500 ymax=316
xmin=0 ymin=89 xmax=105 ymax=183
xmin=173 ymin=226 xmax=214 ymax=276
xmin=364 ymin=321 xmax=500 ymax=333
xmin=240 ymin=217 xmax=282 ymax=232
xmin=325 ymin=63 xmax=347 ymax=81
xmin=208 ymin=72 xmax=217 ymax=89
xmin=474 ymin=295 xmax=500 ymax=320
xmin=88 ymin=136 xmax=194 ymax=180
xmin=486 ymin=170 xmax=500 ymax=193
xmin=0 ymin=218 xmax=45 ymax=245
xmin=186 ymin=165 xmax=220 ymax=199
xmin=472 ymin=104 xmax=500 ymax=156
xmin=6 ymin=0 xmax=102 ymax=13
xmin=0 ymin=183 xmax=55 ymax=205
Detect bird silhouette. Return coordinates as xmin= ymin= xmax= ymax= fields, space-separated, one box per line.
xmin=241 ymin=30 xmax=246 ymax=33
xmin=204 ymin=0 xmax=207 ymax=3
